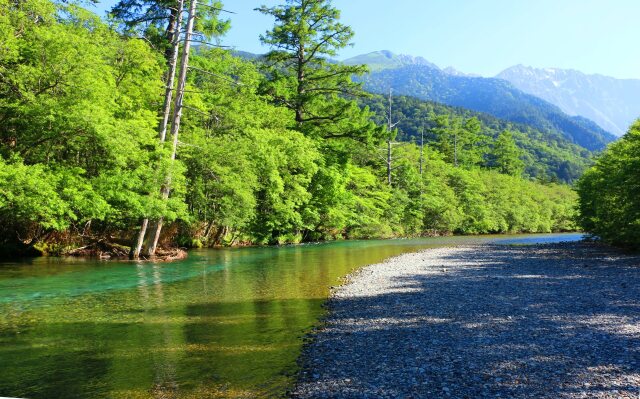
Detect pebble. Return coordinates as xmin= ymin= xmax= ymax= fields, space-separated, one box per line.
xmin=291 ymin=243 xmax=640 ymax=398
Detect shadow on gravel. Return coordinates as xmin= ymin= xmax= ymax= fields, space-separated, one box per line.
xmin=293 ymin=243 xmax=640 ymax=399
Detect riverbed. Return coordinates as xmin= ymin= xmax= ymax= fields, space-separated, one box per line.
xmin=292 ymin=242 xmax=640 ymax=398
xmin=0 ymin=233 xmax=582 ymax=398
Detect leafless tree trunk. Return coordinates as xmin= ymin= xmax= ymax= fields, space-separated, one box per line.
xmin=159 ymin=0 xmax=185 ymax=142
xmin=454 ymin=131 xmax=458 ymax=167
xmin=143 ymin=0 xmax=186 ymax=257
xmin=419 ymin=126 xmax=424 ymax=175
xmin=132 ymin=0 xmax=185 ymax=260
xmin=132 ymin=218 xmax=149 ymax=259
xmin=387 ymin=138 xmax=392 ymax=185
xmin=148 ymin=0 xmax=198 ymax=256
xmin=295 ymin=44 xmax=305 ymax=124
xmin=385 ymin=88 xmax=399 ymax=185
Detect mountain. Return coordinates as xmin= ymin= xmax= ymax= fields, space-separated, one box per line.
xmin=343 ymin=50 xmax=439 ymax=72
xmin=344 ymin=50 xmax=481 ymax=76
xmin=442 ymin=66 xmax=480 ymax=78
xmin=345 ymin=51 xmax=617 ymax=151
xmin=496 ymin=65 xmax=640 ymax=136
xmin=230 ymin=50 xmax=264 ymax=60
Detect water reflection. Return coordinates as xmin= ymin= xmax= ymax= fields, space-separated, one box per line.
xmin=0 ymin=234 xmax=582 ymax=398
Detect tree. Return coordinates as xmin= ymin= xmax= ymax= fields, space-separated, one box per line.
xmin=460 ymin=117 xmax=485 ymax=168
xmin=110 ymin=0 xmax=229 ymax=62
xmin=432 ymin=114 xmax=482 ymax=167
xmin=491 ymin=130 xmax=524 ymax=176
xmin=577 ymin=120 xmax=640 ymax=249
xmin=0 ymin=0 xmax=188 ymax=252
xmin=143 ymin=0 xmax=199 ymax=257
xmin=256 ymin=0 xmax=373 ymax=140
xmin=111 ymin=0 xmax=230 ymax=257
xmin=0 ymin=0 xmax=582 ymax=256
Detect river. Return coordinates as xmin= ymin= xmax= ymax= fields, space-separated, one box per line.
xmin=0 ymin=233 xmax=582 ymax=398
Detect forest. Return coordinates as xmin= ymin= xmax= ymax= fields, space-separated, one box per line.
xmin=577 ymin=121 xmax=640 ymax=249
xmin=356 ymin=63 xmax=616 ymax=151
xmin=0 ymin=0 xmax=586 ymax=258
xmin=362 ymin=94 xmax=592 ymax=183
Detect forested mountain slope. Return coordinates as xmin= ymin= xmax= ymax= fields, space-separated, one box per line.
xmin=346 ymin=51 xmax=617 ymax=151
xmin=361 ymin=95 xmax=593 ymax=183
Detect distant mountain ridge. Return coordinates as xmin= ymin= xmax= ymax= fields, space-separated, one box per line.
xmin=442 ymin=66 xmax=480 ymax=78
xmin=343 ymin=50 xmax=439 ymax=72
xmin=344 ymin=51 xmax=616 ymax=151
xmin=496 ymin=65 xmax=640 ymax=136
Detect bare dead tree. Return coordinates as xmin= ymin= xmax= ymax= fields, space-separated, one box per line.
xmin=385 ymin=88 xmax=400 ymax=185
xmin=132 ymin=0 xmax=184 ymax=260
xmin=147 ymin=0 xmax=198 ymax=257
xmin=159 ymin=0 xmax=185 ymax=142
xmin=419 ymin=124 xmax=424 ymax=175
xmin=454 ymin=130 xmax=458 ymax=168
xmin=132 ymin=219 xmax=149 ymax=259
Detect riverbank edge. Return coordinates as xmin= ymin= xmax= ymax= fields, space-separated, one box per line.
xmin=0 ymin=241 xmax=189 ymax=262
xmin=288 ymin=243 xmax=464 ymax=394
xmin=287 ymin=244 xmax=468 ymax=398
xmin=0 ymin=230 xmax=583 ymax=262
xmin=287 ymin=239 xmax=631 ymax=398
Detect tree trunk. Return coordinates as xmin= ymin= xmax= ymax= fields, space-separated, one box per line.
xmin=203 ymin=220 xmax=215 ymax=240
xmin=419 ymin=127 xmax=424 ymax=175
xmin=158 ymin=0 xmax=185 ymax=143
xmin=148 ymin=0 xmax=198 ymax=256
xmin=147 ymin=216 xmax=164 ymax=256
xmin=163 ymin=8 xmax=177 ymax=63
xmin=454 ymin=133 xmax=458 ymax=167
xmin=295 ymin=45 xmax=305 ymax=123
xmin=146 ymin=2 xmax=184 ymax=257
xmin=132 ymin=218 xmax=149 ymax=259
xmin=387 ymin=139 xmax=392 ymax=185
xmin=387 ymin=88 xmax=393 ymax=185
xmin=212 ymin=225 xmax=227 ymax=245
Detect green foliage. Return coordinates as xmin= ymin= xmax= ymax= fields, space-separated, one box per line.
xmin=0 ymin=158 xmax=103 ymax=232
xmin=249 ymin=128 xmax=320 ymax=244
xmin=430 ymin=114 xmax=486 ymax=168
xmin=362 ymin=94 xmax=592 ymax=183
xmin=357 ymin=63 xmax=616 ymax=151
xmin=110 ymin=0 xmax=230 ymax=56
xmin=0 ymin=0 xmax=580 ymax=253
xmin=490 ymin=130 xmax=525 ymax=176
xmin=256 ymin=0 xmax=378 ymax=142
xmin=0 ymin=0 xmax=186 ymax=246
xmin=577 ymin=121 xmax=640 ymax=249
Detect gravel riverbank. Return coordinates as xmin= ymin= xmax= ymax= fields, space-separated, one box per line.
xmin=291 ymin=242 xmax=640 ymax=399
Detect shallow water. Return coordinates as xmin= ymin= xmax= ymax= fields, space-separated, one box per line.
xmin=0 ymin=233 xmax=582 ymax=398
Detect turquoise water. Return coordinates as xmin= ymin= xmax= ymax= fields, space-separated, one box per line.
xmin=0 ymin=233 xmax=582 ymax=398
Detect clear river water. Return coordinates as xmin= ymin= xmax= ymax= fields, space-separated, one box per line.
xmin=0 ymin=233 xmax=582 ymax=398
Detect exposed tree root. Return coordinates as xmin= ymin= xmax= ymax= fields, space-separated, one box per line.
xmin=65 ymin=240 xmax=187 ymax=261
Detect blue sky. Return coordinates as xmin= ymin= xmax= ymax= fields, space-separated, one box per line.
xmin=92 ymin=0 xmax=640 ymax=79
